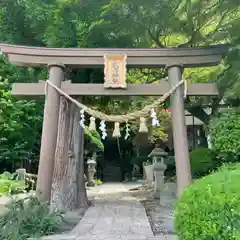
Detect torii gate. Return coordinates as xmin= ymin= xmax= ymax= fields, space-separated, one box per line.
xmin=0 ymin=44 xmax=228 ymax=201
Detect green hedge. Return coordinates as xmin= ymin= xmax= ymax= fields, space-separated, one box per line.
xmin=208 ymin=109 xmax=240 ymax=159
xmin=189 ymin=148 xmax=217 ymax=178
xmin=174 ymin=164 xmax=240 ymax=240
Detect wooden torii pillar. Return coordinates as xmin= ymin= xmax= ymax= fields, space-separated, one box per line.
xmin=0 ymin=44 xmax=228 ymax=200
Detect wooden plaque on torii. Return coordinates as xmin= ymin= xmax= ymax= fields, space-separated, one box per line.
xmin=104 ymin=55 xmax=127 ymax=89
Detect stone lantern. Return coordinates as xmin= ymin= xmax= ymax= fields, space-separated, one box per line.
xmin=148 ymin=144 xmax=168 ymax=199
xmin=87 ymin=157 xmax=96 ymax=187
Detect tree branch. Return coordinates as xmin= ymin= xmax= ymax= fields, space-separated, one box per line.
xmin=211 ymin=96 xmax=222 ymax=117
xmin=203 ymin=10 xmax=230 ymax=42
xmin=187 ymin=105 xmax=210 ymax=125
xmin=185 ymin=96 xmax=210 ymax=125
xmin=148 ymin=28 xmax=165 ymax=48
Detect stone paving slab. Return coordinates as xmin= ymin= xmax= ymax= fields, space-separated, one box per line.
xmin=38 ymin=234 xmax=178 ymax=240
xmin=76 ymin=235 xmax=178 ymax=240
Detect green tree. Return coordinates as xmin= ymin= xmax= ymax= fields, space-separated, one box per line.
xmin=0 ymin=58 xmax=43 ymax=171
xmin=100 ymin=0 xmax=240 ymax=124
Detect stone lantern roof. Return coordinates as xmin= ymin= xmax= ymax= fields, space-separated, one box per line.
xmin=148 ymin=144 xmax=168 ymax=158
xmin=87 ymin=158 xmax=96 ymax=164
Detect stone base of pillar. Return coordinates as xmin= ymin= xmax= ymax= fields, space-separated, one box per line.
xmin=16 ymin=168 xmax=26 ymax=180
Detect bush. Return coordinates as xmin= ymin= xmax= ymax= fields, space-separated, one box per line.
xmin=95 ymin=179 xmax=103 ymax=186
xmin=0 ymin=172 xmax=26 ymax=196
xmin=0 ymin=196 xmax=62 ymax=240
xmin=174 ymin=164 xmax=240 ymax=240
xmin=208 ymin=109 xmax=240 ymax=161
xmin=189 ymin=148 xmax=217 ymax=178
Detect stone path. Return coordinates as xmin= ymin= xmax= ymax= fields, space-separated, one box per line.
xmin=38 ymin=183 xmax=178 ymax=240
xmin=72 ymin=183 xmax=153 ymax=238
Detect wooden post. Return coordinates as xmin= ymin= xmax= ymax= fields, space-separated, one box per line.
xmin=36 ymin=63 xmax=65 ymax=202
xmin=168 ymin=65 xmax=192 ymax=196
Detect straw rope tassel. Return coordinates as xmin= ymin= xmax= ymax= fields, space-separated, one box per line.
xmin=139 ymin=117 xmax=148 ymax=133
xmin=112 ymin=122 xmax=121 ymax=137
xmin=184 ymin=79 xmax=188 ymax=99
xmin=89 ymin=117 xmax=96 ymax=131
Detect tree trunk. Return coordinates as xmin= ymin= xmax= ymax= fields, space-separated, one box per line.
xmin=74 ymin=107 xmax=91 ymax=208
xmin=51 ymin=97 xmax=79 ymax=212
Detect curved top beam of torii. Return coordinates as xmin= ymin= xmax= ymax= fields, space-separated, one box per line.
xmin=0 ymin=43 xmax=229 ymax=68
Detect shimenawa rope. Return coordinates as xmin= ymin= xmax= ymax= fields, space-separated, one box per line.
xmin=45 ymin=79 xmax=187 ymax=123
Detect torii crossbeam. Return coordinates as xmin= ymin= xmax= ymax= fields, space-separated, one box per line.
xmin=0 ymin=43 xmax=229 ymax=201
xmin=12 ymin=80 xmax=219 ymax=96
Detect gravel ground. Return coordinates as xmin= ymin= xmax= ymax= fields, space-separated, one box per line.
xmin=128 ymin=182 xmax=177 ymax=236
